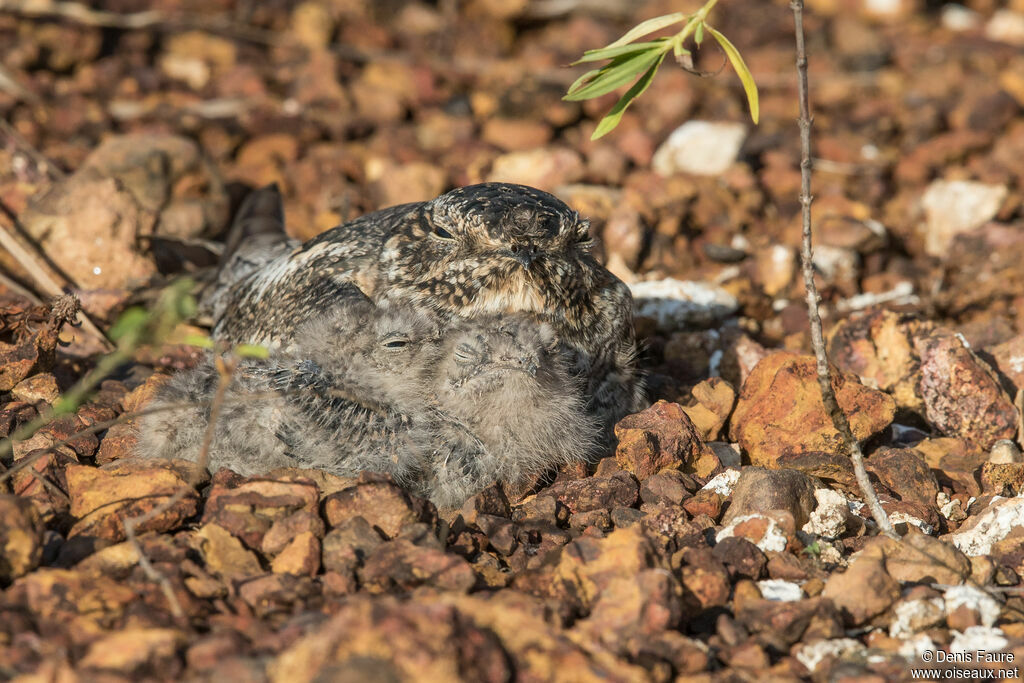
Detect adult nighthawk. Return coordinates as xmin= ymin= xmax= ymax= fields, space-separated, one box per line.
xmin=202 ymin=182 xmax=644 ymax=429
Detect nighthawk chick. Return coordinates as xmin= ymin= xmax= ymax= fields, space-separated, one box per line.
xmin=417 ymin=316 xmax=598 ymax=509
xmin=206 ymin=182 xmax=644 ymax=428
xmin=136 ymin=297 xmax=442 ymax=485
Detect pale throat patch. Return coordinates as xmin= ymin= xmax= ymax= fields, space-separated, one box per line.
xmin=465 ymin=274 xmax=546 ymax=315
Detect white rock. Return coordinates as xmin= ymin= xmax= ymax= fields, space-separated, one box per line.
xmin=899 ymin=634 xmax=938 ymax=661
xmin=944 ymin=585 xmax=1001 ymax=627
xmin=803 ymin=488 xmax=852 ymax=539
xmin=950 ymin=496 xmax=1024 ymax=556
xmin=890 ymin=598 xmax=945 ymax=638
xmin=757 ymin=579 xmax=804 ymax=602
xmin=919 ymin=180 xmax=1007 ymax=257
xmin=651 ymin=121 xmax=746 ymax=177
xmin=941 ymin=4 xmax=981 ymax=31
xmin=985 ymin=10 xmax=1024 ymax=46
xmin=795 ymin=638 xmax=865 ymax=673
xmin=950 ymin=626 xmax=1008 ymax=654
xmin=888 ymin=510 xmax=934 ymax=535
xmin=716 ymin=514 xmax=788 ymax=553
xmin=701 ymin=468 xmax=741 ymax=496
xmin=812 ymin=245 xmax=860 ymax=289
xmin=630 ymin=278 xmax=738 ymax=331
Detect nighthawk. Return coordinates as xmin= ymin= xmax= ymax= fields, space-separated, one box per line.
xmin=202 ymin=182 xmax=644 ymax=430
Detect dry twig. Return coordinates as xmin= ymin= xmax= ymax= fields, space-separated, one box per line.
xmin=789 ymin=0 xmax=897 ymax=540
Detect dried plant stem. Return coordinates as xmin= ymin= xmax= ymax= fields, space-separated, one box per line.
xmin=789 ymin=0 xmax=897 ymax=540
xmin=0 ymin=213 xmax=111 ymax=352
xmin=121 ymin=356 xmax=237 ymax=621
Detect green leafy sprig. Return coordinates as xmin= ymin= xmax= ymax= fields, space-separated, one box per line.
xmin=564 ymin=0 xmax=759 ymax=139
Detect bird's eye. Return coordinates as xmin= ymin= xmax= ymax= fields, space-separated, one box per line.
xmin=454 ymin=343 xmax=479 ymax=365
xmin=432 ymin=224 xmax=454 ymax=240
xmin=382 ymin=334 xmax=410 ymax=349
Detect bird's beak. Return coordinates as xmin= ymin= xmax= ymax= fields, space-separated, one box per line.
xmin=504 ymin=246 xmax=538 ymax=271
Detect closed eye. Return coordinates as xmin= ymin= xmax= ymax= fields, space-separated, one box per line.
xmin=381 ymin=334 xmax=410 ymax=349
xmin=454 ymin=343 xmax=480 ymax=365
xmin=433 ymin=224 xmax=454 ymax=240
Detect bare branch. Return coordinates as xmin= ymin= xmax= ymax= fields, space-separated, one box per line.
xmin=789 ymin=0 xmax=897 ymax=540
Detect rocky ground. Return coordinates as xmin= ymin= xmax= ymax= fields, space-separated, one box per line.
xmin=2 ymin=0 xmax=1024 ymax=681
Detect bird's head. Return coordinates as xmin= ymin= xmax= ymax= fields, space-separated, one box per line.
xmin=386 ymin=183 xmax=600 ymax=320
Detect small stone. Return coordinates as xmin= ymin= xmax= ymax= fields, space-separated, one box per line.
xmin=716 ymin=514 xmax=791 ymax=554
xmin=322 ymin=474 xmax=431 ymax=539
xmin=682 ymin=378 xmax=736 ymax=442
xmin=79 ymin=627 xmax=185 ymax=675
xmin=822 ymin=557 xmax=900 ymax=626
xmin=712 ymin=536 xmax=767 ymax=580
xmin=481 ymin=118 xmax=553 ymax=152
xmin=487 ymin=147 xmax=585 ymax=191
xmin=862 ymin=532 xmax=971 ymax=585
xmin=721 ymin=467 xmax=819 ymax=529
xmin=753 ymin=244 xmax=797 ymax=297
xmin=66 ymin=458 xmax=203 ymax=541
xmin=360 ymin=540 xmax=475 ymax=593
xmin=802 ymin=488 xmax=856 ymax=538
xmin=949 ymin=497 xmax=1024 ymax=556
xmin=652 ymin=121 xmax=747 ymax=176
xmin=985 ymin=10 xmax=1024 ymax=46
xmin=321 ymin=516 xmax=383 ymax=575
xmin=0 ymin=494 xmax=45 ymax=581
xmin=10 ymin=373 xmax=59 ymax=405
xmin=866 ymin=448 xmax=940 ymax=511
xmin=915 ymin=328 xmax=1018 ymax=449
xmin=556 ymin=526 xmax=657 ymax=610
xmin=679 ymin=548 xmax=732 ymax=610
xmin=919 ymin=180 xmax=1008 ymax=257
xmin=989 ymin=439 xmax=1023 ymax=464
xmin=729 ymin=352 xmax=895 ymax=468
xmin=640 ymin=470 xmax=696 ymax=506
xmin=980 ymin=462 xmax=1024 ymax=496
xmin=261 ymin=509 xmax=325 ymax=557
xmin=192 ymin=523 xmax=263 ymax=580
xmin=630 ymin=278 xmax=739 ymax=332
xmin=613 ymin=400 xmax=713 ymax=480
xmin=270 ymin=532 xmax=321 ymax=577
xmin=544 ymin=471 xmax=639 ymax=514
xmin=203 ymin=475 xmax=320 ymax=551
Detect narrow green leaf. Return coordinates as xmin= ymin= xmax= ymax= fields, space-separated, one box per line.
xmin=694 ymin=22 xmax=704 ymax=45
xmin=234 ymin=343 xmax=270 ymax=359
xmin=564 ymin=48 xmax=664 ymax=101
xmin=591 ymin=51 xmax=667 ymax=140
xmin=108 ymin=307 xmax=149 ymax=342
xmin=565 ymin=66 xmax=604 ymax=98
xmin=182 ymin=334 xmax=215 ymax=349
xmin=573 ymin=40 xmax=667 ymax=64
xmin=708 ymin=26 xmax=760 ymax=124
xmin=606 ymin=12 xmax=686 ymax=48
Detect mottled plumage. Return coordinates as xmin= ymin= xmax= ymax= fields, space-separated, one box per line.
xmin=137 ymin=298 xmax=442 ymax=486
xmin=204 ymin=182 xmax=643 ymax=429
xmin=138 ymin=303 xmax=597 ymax=508
xmin=420 ymin=316 xmax=597 ymax=509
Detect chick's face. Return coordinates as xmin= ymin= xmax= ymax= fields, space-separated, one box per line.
xmin=361 ymin=305 xmax=442 ymax=377
xmin=434 ymin=318 xmax=561 ymax=405
xmin=384 ymin=183 xmax=600 ymax=318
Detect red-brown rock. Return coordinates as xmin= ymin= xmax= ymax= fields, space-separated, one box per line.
xmin=614 ymin=400 xmax=715 ymax=480
xmin=729 ymin=352 xmax=896 ymax=468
